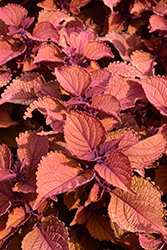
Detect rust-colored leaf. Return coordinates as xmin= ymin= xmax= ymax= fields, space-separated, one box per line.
xmin=34 ymin=44 xmax=63 ymax=63
xmin=139 ymin=234 xmax=165 ymax=250
xmin=108 ymin=175 xmax=167 ymax=236
xmin=64 ymin=110 xmax=106 ymax=157
xmin=84 ymin=41 xmax=114 ymax=60
xmin=70 ymin=206 xmax=90 ymax=226
xmin=0 ymin=66 xmax=11 ymax=87
xmin=6 ymin=207 xmax=27 ymax=230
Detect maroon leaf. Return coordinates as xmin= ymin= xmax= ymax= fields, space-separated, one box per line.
xmin=0 ymin=66 xmax=11 ymax=88
xmin=90 ymin=68 xmax=111 ymax=88
xmin=0 ymin=181 xmax=13 ymax=216
xmin=70 ymin=206 xmax=90 ymax=226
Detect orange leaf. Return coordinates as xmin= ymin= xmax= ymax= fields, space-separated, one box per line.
xmin=124 ymin=126 xmax=167 ymax=169
xmin=34 ymin=44 xmax=63 ymax=63
xmin=22 ymin=216 xmax=69 ymax=250
xmin=95 ymin=152 xmax=134 ymax=193
xmin=139 ymin=234 xmax=165 ymax=250
xmin=86 ymin=213 xmax=117 ymax=243
xmin=0 ymin=66 xmax=11 ymax=87
xmin=108 ymin=175 xmax=167 ymax=235
xmin=70 ymin=206 xmax=90 ymax=226
xmin=33 ymin=151 xmax=94 ymax=209
xmin=64 ymin=110 xmax=106 ymax=157
xmin=55 ymin=65 xmax=91 ymax=97
xmin=85 ymin=183 xmax=104 ymax=206
xmin=6 ymin=207 xmax=27 ymax=230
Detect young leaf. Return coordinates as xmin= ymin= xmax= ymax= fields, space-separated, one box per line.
xmin=16 ymin=130 xmax=49 ymax=176
xmin=124 ymin=126 xmax=167 ymax=169
xmin=86 ymin=213 xmax=117 ymax=243
xmin=70 ymin=206 xmax=90 ymax=226
xmin=84 ymin=41 xmax=114 ymax=60
xmin=33 ymin=151 xmax=94 ymax=209
xmin=64 ymin=110 xmax=106 ymax=157
xmin=34 ymin=44 xmax=63 ymax=63
xmin=85 ymin=183 xmax=104 ymax=206
xmin=95 ymin=152 xmax=134 ymax=193
xmin=0 ymin=72 xmax=45 ymax=105
xmin=108 ymin=175 xmax=167 ymax=236
xmin=140 ymin=76 xmax=167 ymax=117
xmin=55 ymin=65 xmax=91 ymax=97
xmin=22 ymin=216 xmax=69 ymax=250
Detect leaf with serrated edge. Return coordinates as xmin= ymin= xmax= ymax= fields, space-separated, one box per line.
xmin=16 ymin=130 xmax=49 ymax=176
xmin=33 ymin=151 xmax=94 ymax=209
xmin=86 ymin=213 xmax=117 ymax=243
xmin=0 ymin=144 xmax=11 ymax=170
xmin=34 ymin=44 xmax=63 ymax=63
xmin=0 ymin=72 xmax=45 ymax=105
xmin=55 ymin=65 xmax=91 ymax=97
xmin=22 ymin=216 xmax=69 ymax=250
xmin=140 ymin=76 xmax=167 ymax=117
xmin=64 ymin=110 xmax=106 ymax=157
xmin=124 ymin=126 xmax=167 ymax=169
xmin=139 ymin=234 xmax=165 ymax=250
xmin=84 ymin=41 xmax=114 ymax=60
xmin=95 ymin=152 xmax=134 ymax=194
xmin=108 ymin=175 xmax=167 ymax=236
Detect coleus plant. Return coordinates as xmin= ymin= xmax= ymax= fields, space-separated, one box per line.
xmin=1 ymin=0 xmax=167 ymax=249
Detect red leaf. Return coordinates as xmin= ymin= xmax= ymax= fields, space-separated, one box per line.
xmin=124 ymin=126 xmax=167 ymax=169
xmin=105 ymin=75 xmax=146 ymax=110
xmin=34 ymin=44 xmax=63 ymax=63
xmin=70 ymin=206 xmax=90 ymax=226
xmin=139 ymin=234 xmax=165 ymax=250
xmin=108 ymin=175 xmax=167 ymax=236
xmin=0 ymin=66 xmax=11 ymax=87
xmin=100 ymin=32 xmax=141 ymax=61
xmin=91 ymin=94 xmax=121 ymax=121
xmin=28 ymin=21 xmax=59 ymax=43
xmin=95 ymin=152 xmax=134 ymax=193
xmin=55 ymin=65 xmax=91 ymax=97
xmin=0 ymin=72 xmax=45 ymax=105
xmin=131 ymin=50 xmax=156 ymax=76
xmin=0 ymin=109 xmax=18 ymax=128
xmin=107 ymin=61 xmax=144 ymax=79
xmin=84 ymin=41 xmax=114 ymax=60
xmin=140 ymin=76 xmax=167 ymax=116
xmin=0 ymin=36 xmax=26 ymax=66
xmin=64 ymin=110 xmax=106 ymax=157
xmin=22 ymin=216 xmax=69 ymax=250
xmin=149 ymin=14 xmax=167 ymax=32
xmin=16 ymin=130 xmax=49 ymax=176
xmin=0 ymin=4 xmax=27 ymax=27
xmin=33 ymin=151 xmax=94 ymax=209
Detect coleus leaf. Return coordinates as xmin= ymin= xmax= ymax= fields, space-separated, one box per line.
xmin=37 ymin=0 xmax=58 ymax=10
xmin=124 ymin=126 xmax=167 ymax=169
xmin=6 ymin=207 xmax=28 ymax=230
xmin=24 ymin=96 xmax=66 ymax=133
xmin=103 ymin=0 xmax=121 ymax=9
xmin=149 ymin=14 xmax=167 ymax=32
xmin=0 ymin=109 xmax=18 ymax=128
xmin=70 ymin=206 xmax=90 ymax=226
xmin=90 ymin=68 xmax=111 ymax=88
xmin=70 ymin=0 xmax=91 ymax=13
xmin=104 ymin=75 xmax=145 ymax=110
xmin=91 ymin=94 xmax=121 ymax=121
xmin=85 ymin=183 xmax=104 ymax=206
xmin=0 ymin=72 xmax=45 ymax=105
xmin=34 ymin=44 xmax=63 ymax=63
xmin=131 ymin=50 xmax=156 ymax=76
xmin=0 ymin=36 xmax=26 ymax=66
xmin=0 ymin=4 xmax=27 ymax=27
xmin=107 ymin=61 xmax=144 ymax=79
xmin=108 ymin=175 xmax=167 ymax=236
xmin=22 ymin=216 xmax=69 ymax=250
xmin=139 ymin=234 xmax=165 ymax=250
xmin=0 ymin=181 xmax=13 ymax=216
xmin=140 ymin=76 xmax=167 ymax=116
xmin=40 ymin=80 xmax=61 ymax=100
xmin=84 ymin=41 xmax=114 ymax=60
xmin=80 ymin=234 xmax=99 ymax=250
xmin=55 ymin=65 xmax=91 ymax=97
xmin=64 ymin=110 xmax=106 ymax=157
xmin=16 ymin=130 xmax=49 ymax=177
xmin=33 ymin=151 xmax=94 ymax=209
xmin=153 ymin=0 xmax=167 ymax=16
xmin=0 ymin=66 xmax=12 ymax=87
xmin=95 ymin=152 xmax=134 ymax=193
xmin=99 ymin=136 xmax=123 ymax=156
xmin=86 ymin=213 xmax=117 ymax=243
xmin=27 ymin=21 xmax=59 ymax=44
xmin=63 ymin=190 xmax=81 ymax=210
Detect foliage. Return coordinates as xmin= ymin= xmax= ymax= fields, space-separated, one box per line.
xmin=0 ymin=0 xmax=167 ymax=249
